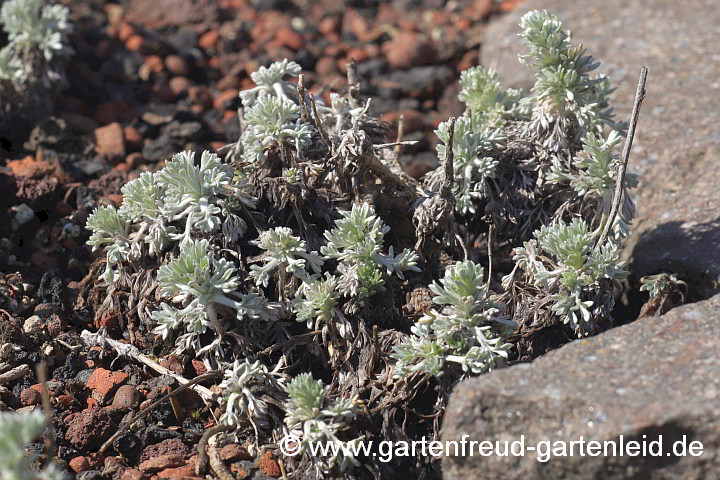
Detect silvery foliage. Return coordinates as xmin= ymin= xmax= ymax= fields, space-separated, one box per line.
xmin=240 ymin=60 xmax=313 ymax=163
xmin=284 ymin=373 xmax=362 ymax=473
xmin=392 ymin=260 xmax=513 ymax=377
xmin=426 ymin=67 xmax=522 ymax=217
xmin=505 ymin=218 xmax=628 ymax=336
xmin=434 ymin=116 xmax=504 ymax=215
xmin=640 ymin=273 xmax=685 ymax=299
xmin=458 ymin=66 xmax=525 ymax=128
xmin=241 ymin=95 xmax=313 ymax=163
xmin=151 ymin=238 xmax=281 ymax=354
xmin=519 ymin=9 xmax=623 ymax=151
xmin=220 ymin=359 xmax=284 ymax=435
xmin=0 ymin=0 xmax=72 ymax=83
xmin=0 ymin=410 xmax=66 ymax=480
xmin=292 ymin=273 xmax=340 ymax=330
xmin=86 ymin=150 xmax=274 ymax=356
xmin=320 ymin=203 xmax=420 ymax=301
xmin=86 ymin=150 xmax=255 ymax=287
xmin=249 ymin=227 xmax=324 ymax=288
xmin=239 ymin=58 xmax=301 ymax=106
xmin=548 ymin=131 xmax=638 ymax=242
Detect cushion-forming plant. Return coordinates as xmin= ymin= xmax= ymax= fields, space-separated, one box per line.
xmin=83 ymin=9 xmax=644 ymax=480
xmin=0 ymin=0 xmax=72 ymax=123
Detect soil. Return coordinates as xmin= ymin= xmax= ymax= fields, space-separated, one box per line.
xmin=0 ymin=1 xmax=525 ymax=479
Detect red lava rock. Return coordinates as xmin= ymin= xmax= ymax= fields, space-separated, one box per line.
xmin=152 ymin=82 xmax=177 ymax=102
xmin=69 ymin=456 xmax=91 ymax=473
xmin=381 ymin=110 xmax=430 ymax=134
xmin=65 ymin=407 xmax=118 ymax=450
xmin=165 ymin=55 xmax=189 ymax=77
xmin=343 ymin=9 xmax=369 ymax=39
xmin=7 ymin=155 xmax=54 ymax=179
xmin=120 ymin=468 xmax=147 ymax=480
xmin=219 ymin=444 xmax=252 ymax=462
xmin=126 ymin=152 xmax=145 ymax=170
xmin=144 ymin=55 xmax=165 ymax=73
xmin=456 ymin=49 xmax=479 ymax=74
xmin=464 ymin=0 xmax=493 ymax=20
xmin=87 ymin=368 xmax=129 ymax=404
xmin=198 ymin=30 xmax=219 ymax=50
xmin=95 ymin=122 xmax=126 ymax=163
xmin=107 ymin=194 xmax=124 ymax=207
xmin=55 ymin=394 xmax=76 ymax=408
xmin=126 ymin=34 xmax=145 ymax=52
xmin=54 ymin=200 xmax=74 ymax=216
xmin=275 ymin=27 xmax=304 ymax=50
xmin=112 ymin=385 xmax=141 ymax=409
xmin=95 ymin=101 xmax=132 ymax=125
xmin=188 ymin=85 xmax=213 ymax=110
xmin=159 ymin=355 xmax=184 ymax=375
xmin=346 ymin=47 xmax=369 ymax=63
xmin=364 ymin=43 xmax=381 ymax=59
xmin=124 ymin=126 xmax=143 ymax=151
xmin=139 ymin=438 xmax=190 ymax=463
xmin=384 ymin=31 xmax=436 ymax=69
xmin=190 ymin=359 xmax=207 ymax=376
xmin=213 ymin=89 xmax=238 ymax=110
xmin=155 ymin=464 xmax=197 ymax=479
xmin=318 ymin=15 xmax=340 ymax=35
xmin=31 ymin=252 xmax=58 ymax=269
xmin=20 ymin=387 xmax=41 ymax=406
xmin=230 ymin=462 xmax=250 ymax=479
xmin=169 ymin=76 xmax=190 ymax=95
xmin=117 ymin=22 xmax=135 ymax=42
xmin=216 ymin=73 xmax=240 ymax=91
xmin=315 ymin=57 xmax=336 ymax=76
xmin=254 ymin=451 xmax=281 ymax=477
xmin=138 ymin=454 xmax=186 ymax=473
xmin=324 ymin=43 xmax=348 ymax=58
xmin=95 ymin=39 xmax=112 ymax=58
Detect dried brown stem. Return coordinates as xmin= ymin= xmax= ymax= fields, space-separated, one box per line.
xmin=99 ymin=371 xmax=222 ymax=454
xmin=441 ymin=117 xmax=456 ymax=198
xmin=346 ymin=59 xmax=361 ymax=108
xmin=0 ymin=364 xmax=29 ymax=385
xmin=597 ymin=66 xmax=648 ymax=247
xmin=295 ymin=74 xmax=311 ymax=124
xmin=195 ymin=423 xmax=235 ymax=476
xmin=36 ymin=362 xmax=56 ymax=464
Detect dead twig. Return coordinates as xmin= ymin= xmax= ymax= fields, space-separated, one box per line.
xmin=597 ymin=66 xmax=648 ymax=247
xmin=441 ymin=117 xmax=456 ymax=199
xmin=99 ymin=371 xmax=222 ymax=454
xmin=0 ymin=364 xmax=30 ymax=385
xmin=208 ymin=442 xmax=235 ymax=480
xmin=295 ymin=74 xmax=312 ymax=124
xmin=346 ymin=59 xmax=361 ymax=108
xmin=196 ymin=423 xmax=235 ymax=476
xmin=81 ymin=330 xmax=215 ymax=402
xmin=36 ymin=362 xmax=56 ymax=464
xmin=395 ymin=113 xmax=405 ymax=154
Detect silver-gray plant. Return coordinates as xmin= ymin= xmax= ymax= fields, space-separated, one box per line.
xmin=0 ymin=410 xmax=66 ymax=480
xmin=392 ymin=260 xmax=513 ymax=377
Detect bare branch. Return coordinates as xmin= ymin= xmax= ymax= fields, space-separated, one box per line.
xmin=597 ymin=66 xmax=648 ymax=247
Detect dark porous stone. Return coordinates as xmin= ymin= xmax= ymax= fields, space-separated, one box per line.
xmin=443 ymin=295 xmax=720 ymax=480
xmin=76 ymin=470 xmax=103 ymax=480
xmin=113 ymin=432 xmax=142 ymax=463
xmin=142 ymin=120 xmax=204 ymax=162
xmin=481 ymin=0 xmax=720 ymax=297
xmin=376 ymin=65 xmax=454 ymax=100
